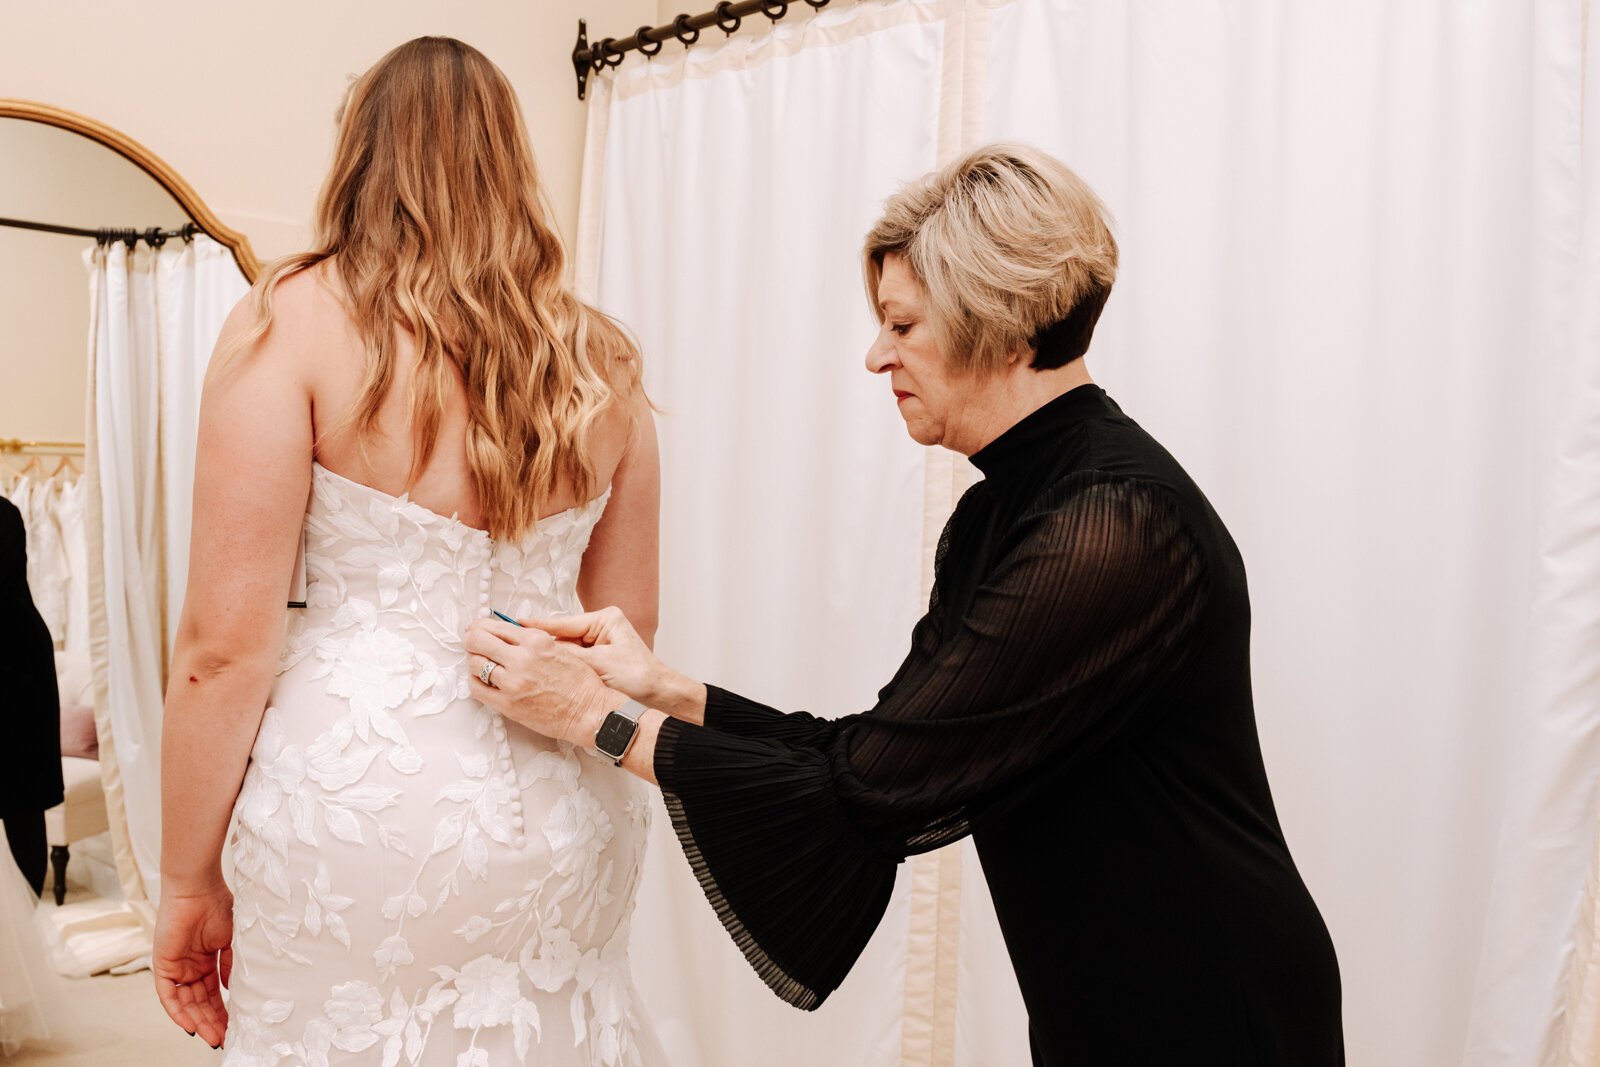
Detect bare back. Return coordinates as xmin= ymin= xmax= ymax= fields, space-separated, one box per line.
xmin=294 ymin=260 xmax=632 ymax=529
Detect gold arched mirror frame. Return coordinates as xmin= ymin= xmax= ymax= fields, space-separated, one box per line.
xmin=0 ymin=98 xmax=262 ymax=282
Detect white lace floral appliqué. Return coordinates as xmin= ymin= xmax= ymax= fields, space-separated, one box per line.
xmin=223 ymin=464 xmax=656 ymax=1067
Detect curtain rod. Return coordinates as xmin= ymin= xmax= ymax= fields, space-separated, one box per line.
xmin=572 ymin=0 xmax=832 ymax=99
xmin=0 ymin=438 xmax=85 ymax=455
xmin=0 ymin=215 xmax=202 ymax=249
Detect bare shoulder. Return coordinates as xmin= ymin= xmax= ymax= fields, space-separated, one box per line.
xmin=215 ymin=260 xmax=350 ymax=383
xmin=599 ymin=374 xmax=654 ymax=470
xmin=268 ymin=260 xmax=351 ymax=341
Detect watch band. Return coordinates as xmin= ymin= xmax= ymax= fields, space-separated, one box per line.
xmin=593 ymin=699 xmax=646 ymax=765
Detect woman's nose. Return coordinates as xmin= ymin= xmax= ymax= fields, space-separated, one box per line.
xmin=865 ymin=330 xmax=896 ymax=374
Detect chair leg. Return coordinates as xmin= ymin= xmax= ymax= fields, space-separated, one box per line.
xmin=50 ymin=845 xmax=69 ymax=906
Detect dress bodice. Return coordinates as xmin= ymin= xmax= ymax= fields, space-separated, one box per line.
xmin=286 ymin=462 xmax=612 ymax=667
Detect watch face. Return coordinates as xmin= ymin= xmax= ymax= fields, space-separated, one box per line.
xmin=595 ymin=711 xmax=639 ymax=758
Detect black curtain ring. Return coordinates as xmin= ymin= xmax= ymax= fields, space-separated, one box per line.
xmin=673 ymin=13 xmax=700 ymax=46
xmin=121 ymin=230 xmax=138 ymax=251
xmin=714 ymin=2 xmax=741 ymax=35
xmin=803 ymin=0 xmax=829 ymax=8
xmin=592 ymin=38 xmax=624 ymax=70
xmin=635 ymin=25 xmax=663 ymax=57
xmin=145 ymin=227 xmax=167 ymax=249
xmin=760 ymin=0 xmax=788 ymax=19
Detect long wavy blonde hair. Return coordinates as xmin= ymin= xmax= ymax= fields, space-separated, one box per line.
xmin=221 ymin=36 xmax=639 ymax=539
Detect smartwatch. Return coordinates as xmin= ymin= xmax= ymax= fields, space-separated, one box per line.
xmin=594 ymin=699 xmax=646 ymax=765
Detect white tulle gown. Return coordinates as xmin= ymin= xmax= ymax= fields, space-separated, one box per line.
xmin=222 ymin=463 xmax=665 ymax=1067
xmin=0 ymin=830 xmax=68 ymax=1058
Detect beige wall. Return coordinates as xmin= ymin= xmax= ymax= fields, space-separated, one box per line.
xmin=2 ymin=1 xmax=657 ymax=259
xmin=0 ymin=121 xmax=191 ymax=444
xmin=0 ymin=0 xmax=655 ymax=442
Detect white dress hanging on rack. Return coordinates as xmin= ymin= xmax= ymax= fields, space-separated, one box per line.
xmin=27 ymin=477 xmax=68 ymax=648
xmin=54 ymin=476 xmax=90 ymax=664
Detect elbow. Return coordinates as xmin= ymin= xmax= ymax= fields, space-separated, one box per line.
xmin=170 ymin=622 xmax=279 ymax=687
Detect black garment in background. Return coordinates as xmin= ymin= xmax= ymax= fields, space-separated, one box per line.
xmin=654 ymin=385 xmax=1344 ymax=1064
xmin=0 ymin=496 xmax=64 ymax=895
xmin=4 ymin=810 xmax=47 ymax=895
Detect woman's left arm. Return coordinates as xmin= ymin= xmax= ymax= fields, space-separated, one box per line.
xmin=644 ymin=477 xmax=1209 ymax=1007
xmin=575 ymin=388 xmax=660 ymax=649
xmin=154 ymin=297 xmax=315 ymax=1046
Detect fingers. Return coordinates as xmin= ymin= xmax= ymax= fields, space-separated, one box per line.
xmin=155 ymin=975 xmax=199 ymax=1037
xmin=464 ymin=624 xmax=519 ymax=658
xmin=177 ymin=971 xmax=228 ymax=1048
xmin=464 ymin=617 xmax=516 ymax=648
xmin=219 ymin=946 xmax=233 ymax=990
xmin=467 ymin=616 xmax=555 ymax=650
xmin=529 ymin=611 xmax=604 ymax=641
xmin=466 ymin=654 xmax=502 ymax=688
xmin=468 ymin=671 xmax=509 ymax=716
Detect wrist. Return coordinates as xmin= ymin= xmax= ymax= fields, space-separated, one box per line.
xmin=652 ymin=668 xmax=702 ymax=719
xmin=641 ymin=662 xmax=674 ymax=710
xmin=575 ymin=686 xmax=628 ymax=748
xmin=161 ymin=867 xmax=228 ymax=898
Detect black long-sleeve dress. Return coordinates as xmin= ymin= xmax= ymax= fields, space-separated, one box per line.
xmin=653 ymin=384 xmax=1343 ymax=1064
xmin=1 ymin=496 xmax=64 ymax=894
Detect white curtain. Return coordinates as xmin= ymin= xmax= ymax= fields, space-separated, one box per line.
xmin=983 ymin=2 xmax=1595 ymax=1063
xmin=1471 ymin=3 xmax=1600 ymax=1063
xmin=579 ymin=1 xmax=1596 ymax=1063
xmin=578 ymin=5 xmax=947 ymax=1065
xmin=67 ymin=235 xmax=247 ymax=972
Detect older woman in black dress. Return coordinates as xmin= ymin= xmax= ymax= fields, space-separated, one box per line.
xmin=465 ymin=143 xmax=1344 ymax=1064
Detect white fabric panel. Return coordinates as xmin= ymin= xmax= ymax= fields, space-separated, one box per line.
xmin=1468 ymin=2 xmax=1600 ymax=1062
xmin=951 ymin=836 xmax=1026 ymax=1067
xmin=983 ymin=2 xmax=1589 ymax=1063
xmin=157 ymin=237 xmax=248 ymax=661
xmin=89 ymin=240 xmax=168 ymax=903
xmin=585 ymin=6 xmax=943 ymax=1065
xmin=87 ymin=236 xmax=247 ymax=906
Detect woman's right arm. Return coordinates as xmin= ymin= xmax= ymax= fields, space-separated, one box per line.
xmin=641 ymin=479 xmax=1205 ymax=1009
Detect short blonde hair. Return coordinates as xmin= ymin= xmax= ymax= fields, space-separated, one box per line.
xmin=863 ymin=143 xmax=1118 ymax=373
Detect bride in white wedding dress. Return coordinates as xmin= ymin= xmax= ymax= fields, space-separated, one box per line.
xmin=153 ymin=37 xmax=665 ymax=1066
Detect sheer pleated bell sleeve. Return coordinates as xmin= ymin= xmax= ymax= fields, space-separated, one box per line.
xmin=653 ymin=475 xmax=1207 ymax=1010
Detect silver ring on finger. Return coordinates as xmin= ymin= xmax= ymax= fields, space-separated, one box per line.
xmin=479 ymin=659 xmax=500 ymax=687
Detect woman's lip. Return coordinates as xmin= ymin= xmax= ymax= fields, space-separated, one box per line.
xmin=894 ymin=391 xmax=913 ymax=402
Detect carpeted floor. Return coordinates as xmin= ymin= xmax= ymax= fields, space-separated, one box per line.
xmin=7 ymin=858 xmax=218 ymax=1067
xmin=7 ymin=967 xmax=220 ymax=1066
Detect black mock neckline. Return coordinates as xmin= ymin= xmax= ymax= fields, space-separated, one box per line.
xmin=969 ymin=383 xmax=1110 ymax=479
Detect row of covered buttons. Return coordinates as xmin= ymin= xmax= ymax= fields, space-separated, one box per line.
xmin=492 ymin=714 xmax=527 ymax=846
xmin=482 ymin=546 xmax=526 ymax=848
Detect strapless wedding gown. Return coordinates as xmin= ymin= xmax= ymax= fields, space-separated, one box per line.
xmin=223 ymin=463 xmax=665 ymax=1067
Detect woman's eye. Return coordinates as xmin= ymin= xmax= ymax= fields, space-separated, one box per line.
xmin=890 ymin=322 xmax=912 ymax=336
